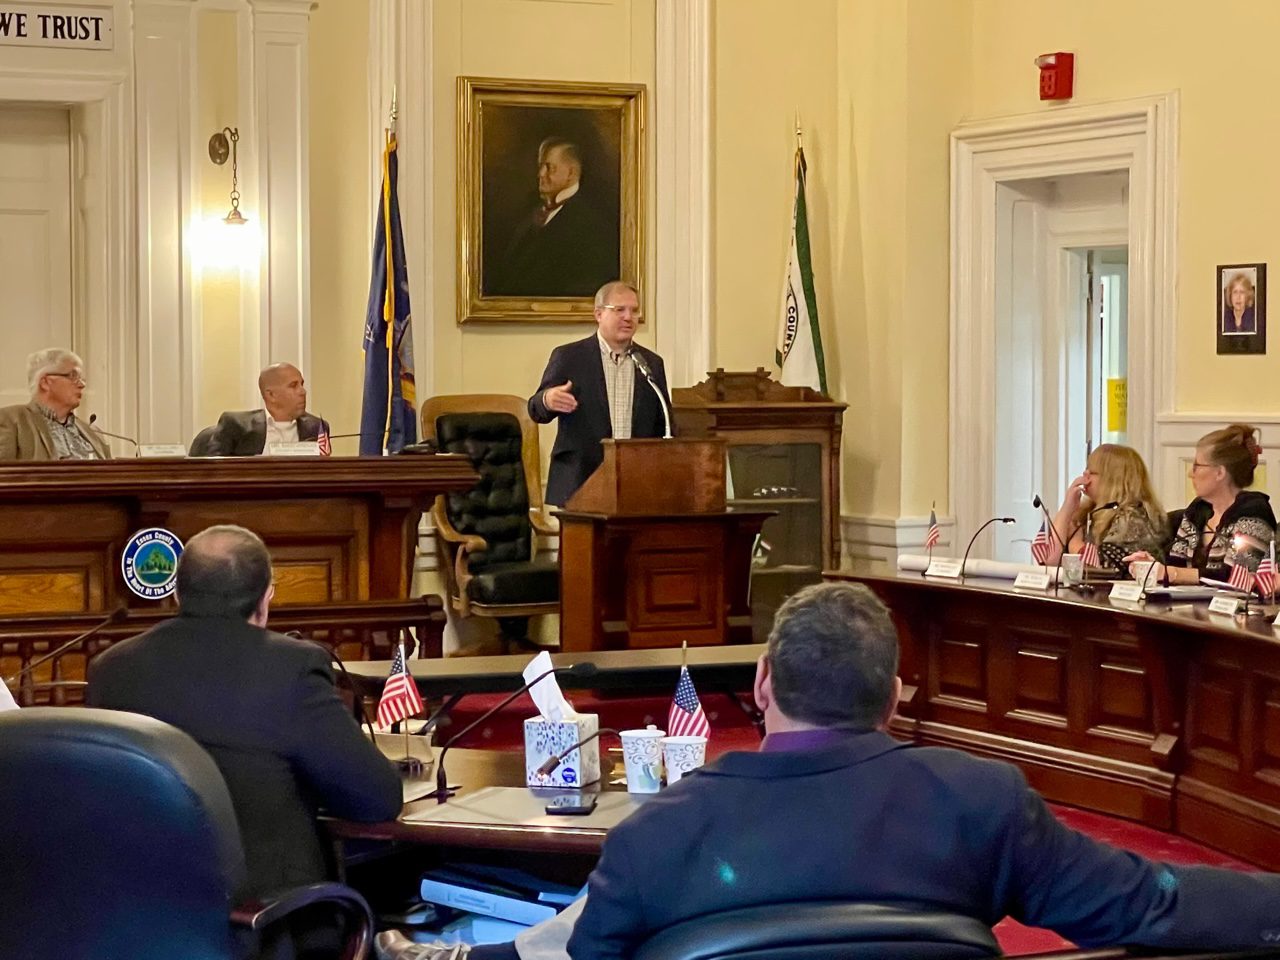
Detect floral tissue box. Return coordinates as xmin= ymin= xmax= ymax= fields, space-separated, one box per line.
xmin=524 ymin=713 xmax=600 ymax=788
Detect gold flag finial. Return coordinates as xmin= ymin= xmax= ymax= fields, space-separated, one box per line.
xmin=388 ymin=84 xmax=398 ymax=134
xmin=795 ymin=111 xmax=803 ymax=149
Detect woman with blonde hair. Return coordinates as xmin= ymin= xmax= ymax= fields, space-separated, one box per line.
xmin=1126 ymin=424 xmax=1275 ymax=584
xmin=1223 ymin=272 xmax=1257 ymax=335
xmin=1047 ymin=444 xmax=1166 ymax=569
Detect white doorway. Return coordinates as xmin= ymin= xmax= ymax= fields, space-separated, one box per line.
xmin=0 ymin=104 xmax=73 ymax=408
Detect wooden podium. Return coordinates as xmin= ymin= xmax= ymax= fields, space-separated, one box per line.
xmin=556 ymin=439 xmax=771 ymax=652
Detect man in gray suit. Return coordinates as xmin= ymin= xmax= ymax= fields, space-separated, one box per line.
xmin=204 ymin=362 xmax=331 ymax=456
xmin=0 ymin=347 xmax=110 ymax=460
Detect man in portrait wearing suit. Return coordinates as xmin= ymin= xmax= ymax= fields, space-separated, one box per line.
xmin=204 ymin=362 xmax=331 ymax=456
xmin=528 ymin=280 xmax=671 ymax=506
xmin=488 ymin=137 xmax=616 ymax=298
xmin=89 ymin=525 xmax=402 ymax=957
xmin=0 ymin=347 xmax=111 ymax=461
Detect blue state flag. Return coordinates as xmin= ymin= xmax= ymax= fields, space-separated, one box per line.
xmin=360 ymin=131 xmax=417 ymax=454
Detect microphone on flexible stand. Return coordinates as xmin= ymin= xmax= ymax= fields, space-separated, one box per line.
xmin=86 ymin=414 xmax=139 ymax=457
xmin=960 ymin=517 xmax=1017 ymax=582
xmin=290 ymin=632 xmax=379 ymax=748
xmin=536 ymin=727 xmax=621 ymax=779
xmin=4 ymin=606 xmax=129 ymax=694
xmin=628 ymin=350 xmax=673 ymax=439
xmin=1032 ymin=494 xmax=1067 ymax=551
xmin=1054 ymin=501 xmax=1120 ymax=596
xmin=429 ymin=662 xmax=600 ymax=802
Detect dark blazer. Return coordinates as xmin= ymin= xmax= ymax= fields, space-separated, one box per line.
xmin=528 ymin=334 xmax=671 ymax=506
xmin=567 ymin=732 xmax=1280 ymax=959
xmin=203 ymin=409 xmax=330 ymax=456
xmin=87 ymin=615 xmax=403 ymax=897
xmin=489 ymin=194 xmax=617 ymax=298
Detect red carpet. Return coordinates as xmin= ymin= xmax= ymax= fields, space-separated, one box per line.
xmin=441 ymin=691 xmax=1257 ymax=955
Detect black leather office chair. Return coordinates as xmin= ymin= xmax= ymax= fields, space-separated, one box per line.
xmin=421 ymin=394 xmax=560 ymax=652
xmin=190 ymin=424 xmax=217 ymax=456
xmin=632 ymin=902 xmax=1000 ymax=960
xmin=0 ymin=707 xmax=374 ymax=960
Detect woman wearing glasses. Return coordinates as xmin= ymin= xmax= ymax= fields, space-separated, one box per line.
xmin=0 ymin=348 xmax=110 ymax=461
xmin=1125 ymin=424 xmax=1275 ymax=585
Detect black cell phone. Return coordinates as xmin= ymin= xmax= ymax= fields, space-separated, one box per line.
xmin=544 ymin=794 xmax=599 ymax=816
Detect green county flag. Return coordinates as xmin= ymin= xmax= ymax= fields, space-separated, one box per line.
xmin=776 ymin=144 xmax=827 ymax=394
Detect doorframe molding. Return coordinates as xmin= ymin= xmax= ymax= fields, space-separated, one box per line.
xmin=950 ymin=93 xmax=1178 ymax=550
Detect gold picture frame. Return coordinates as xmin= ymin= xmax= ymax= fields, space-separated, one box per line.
xmin=457 ymin=76 xmax=646 ymax=324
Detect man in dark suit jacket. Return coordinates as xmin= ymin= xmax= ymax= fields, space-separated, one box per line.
xmin=528 ymin=281 xmax=671 ymax=506
xmin=87 ymin=525 xmax=402 ymax=898
xmin=564 ymin=582 xmax=1280 ymax=959
xmin=205 ymin=362 xmax=330 ymax=456
xmin=488 ymin=138 xmax=616 ymax=298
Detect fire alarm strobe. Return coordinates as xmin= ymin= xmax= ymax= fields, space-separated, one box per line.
xmin=1035 ymin=52 xmax=1075 ymax=101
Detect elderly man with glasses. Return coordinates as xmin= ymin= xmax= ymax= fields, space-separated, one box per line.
xmin=528 ymin=280 xmax=672 ymax=506
xmin=0 ymin=348 xmax=110 ymax=461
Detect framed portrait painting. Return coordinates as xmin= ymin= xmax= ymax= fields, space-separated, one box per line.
xmin=457 ymin=76 xmax=646 ymax=324
xmin=1217 ymin=262 xmax=1266 ymax=355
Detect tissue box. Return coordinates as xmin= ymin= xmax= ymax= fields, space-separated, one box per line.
xmin=524 ymin=713 xmax=600 ymax=788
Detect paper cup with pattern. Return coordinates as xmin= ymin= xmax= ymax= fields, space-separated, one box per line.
xmin=662 ymin=736 xmax=707 ymax=784
xmin=620 ymin=728 xmax=666 ymax=793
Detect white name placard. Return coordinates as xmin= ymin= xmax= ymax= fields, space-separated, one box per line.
xmin=1013 ymin=571 xmax=1051 ymax=591
xmin=0 ymin=4 xmax=113 ymax=49
xmin=139 ymin=443 xmax=187 ymax=458
xmin=1208 ymin=595 xmax=1245 ymax=616
xmin=1109 ymin=582 xmax=1145 ymax=603
xmin=266 ymin=441 xmax=321 ymax=457
xmin=925 ymin=558 xmax=964 ymax=579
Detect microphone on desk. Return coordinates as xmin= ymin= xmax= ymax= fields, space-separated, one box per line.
xmin=959 ymin=517 xmax=1016 ymax=582
xmin=536 ymin=727 xmax=620 ymax=778
xmin=3 ymin=606 xmax=129 ymax=690
xmin=628 ymin=350 xmax=673 ymax=439
xmin=86 ymin=414 xmax=140 ymax=457
xmin=428 ymin=662 xmax=600 ymax=803
xmin=1032 ymin=494 xmax=1066 ymax=550
xmin=291 ymin=633 xmax=379 ymax=747
xmin=1054 ymin=501 xmax=1120 ymax=595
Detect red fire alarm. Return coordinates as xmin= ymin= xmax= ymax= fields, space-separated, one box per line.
xmin=1035 ymin=52 xmax=1074 ymax=101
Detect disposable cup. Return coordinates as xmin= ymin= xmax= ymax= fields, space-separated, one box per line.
xmin=662 ymin=735 xmax=707 ymax=784
xmin=619 ymin=728 xmax=665 ymax=794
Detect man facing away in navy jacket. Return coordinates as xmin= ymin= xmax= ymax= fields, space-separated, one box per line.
xmin=377 ymin=582 xmax=1280 ymax=960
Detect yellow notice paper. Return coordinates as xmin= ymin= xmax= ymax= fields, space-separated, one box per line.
xmin=1107 ymin=379 xmax=1128 ymax=433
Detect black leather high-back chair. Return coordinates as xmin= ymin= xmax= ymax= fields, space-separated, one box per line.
xmin=190 ymin=424 xmax=217 ymax=456
xmin=633 ymin=902 xmax=1000 ymax=960
xmin=421 ymin=394 xmax=559 ymax=652
xmin=0 ymin=707 xmax=374 ymax=960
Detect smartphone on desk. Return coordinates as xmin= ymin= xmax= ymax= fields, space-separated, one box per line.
xmin=545 ymin=794 xmax=598 ymax=816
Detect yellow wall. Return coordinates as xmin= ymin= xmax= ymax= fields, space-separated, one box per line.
xmin=970 ymin=0 xmax=1280 ymax=414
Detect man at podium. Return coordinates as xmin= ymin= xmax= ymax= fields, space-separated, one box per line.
xmin=528 ymin=281 xmax=671 ymax=506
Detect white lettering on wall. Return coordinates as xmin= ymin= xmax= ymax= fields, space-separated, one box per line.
xmin=0 ymin=4 xmax=112 ymax=49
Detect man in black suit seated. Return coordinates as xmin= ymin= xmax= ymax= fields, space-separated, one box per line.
xmin=205 ymin=362 xmax=331 ymax=455
xmin=528 ymin=281 xmax=671 ymax=506
xmin=88 ymin=525 xmax=402 ymax=917
xmin=488 ymin=137 xmax=615 ymax=299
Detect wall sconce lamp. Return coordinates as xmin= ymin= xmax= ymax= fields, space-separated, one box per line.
xmin=208 ymin=126 xmax=246 ymax=225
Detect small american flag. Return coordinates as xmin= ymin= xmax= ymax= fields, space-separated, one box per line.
xmin=667 ymin=666 xmax=710 ymax=738
xmin=1256 ymin=540 xmax=1277 ymax=599
xmin=376 ymin=642 xmax=423 ymax=728
xmin=317 ymin=428 xmax=332 ymax=457
xmin=925 ymin=509 xmax=941 ymax=550
xmin=1080 ymin=540 xmax=1100 ymax=569
xmin=1228 ymin=558 xmax=1256 ymax=594
xmin=1031 ymin=521 xmax=1051 ymax=566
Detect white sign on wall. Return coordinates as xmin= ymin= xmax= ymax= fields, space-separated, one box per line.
xmin=0 ymin=4 xmax=112 ymax=50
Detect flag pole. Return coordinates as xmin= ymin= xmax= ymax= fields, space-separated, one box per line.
xmin=681 ymin=639 xmax=687 ymax=671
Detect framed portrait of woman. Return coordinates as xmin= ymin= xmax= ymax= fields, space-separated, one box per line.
xmin=456 ymin=76 xmax=646 ymax=324
xmin=1217 ymin=263 xmax=1266 ymax=355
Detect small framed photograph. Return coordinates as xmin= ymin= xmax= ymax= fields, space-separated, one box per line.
xmin=1217 ymin=263 xmax=1266 ymax=355
xmin=457 ymin=76 xmax=646 ymax=324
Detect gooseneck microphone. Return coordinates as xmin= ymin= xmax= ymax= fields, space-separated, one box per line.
xmin=628 ymin=350 xmax=673 ymax=439
xmin=1053 ymin=501 xmax=1120 ymax=595
xmin=429 ymin=662 xmax=600 ymax=802
xmin=1032 ymin=494 xmax=1066 ymax=552
xmin=4 ymin=606 xmax=129 ymax=691
xmin=960 ymin=517 xmax=1017 ymax=582
xmin=536 ymin=727 xmax=621 ymax=779
xmin=86 ymin=414 xmax=139 ymax=457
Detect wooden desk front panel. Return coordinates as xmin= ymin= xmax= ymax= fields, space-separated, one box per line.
xmin=0 ymin=504 xmax=129 ymax=615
